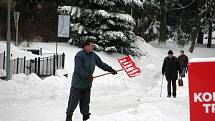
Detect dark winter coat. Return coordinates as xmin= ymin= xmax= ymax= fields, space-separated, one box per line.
xmin=72 ymin=50 xmax=112 ymax=90
xmin=178 ymin=55 xmax=188 ymax=70
xmin=162 ymin=56 xmax=181 ymax=81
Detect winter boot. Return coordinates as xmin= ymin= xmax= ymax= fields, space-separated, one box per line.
xmin=83 ymin=115 xmax=90 ymax=121
xmin=66 ymin=114 xmax=72 ymax=121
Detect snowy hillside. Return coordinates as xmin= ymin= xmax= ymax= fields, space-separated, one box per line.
xmin=0 ymin=40 xmax=215 ymax=121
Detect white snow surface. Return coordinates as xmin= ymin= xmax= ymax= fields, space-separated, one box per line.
xmin=0 ymin=41 xmax=38 ymax=60
xmin=0 ymin=40 xmax=215 ymax=121
xmin=189 ymin=57 xmax=215 ymax=63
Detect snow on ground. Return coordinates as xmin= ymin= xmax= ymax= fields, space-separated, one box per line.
xmin=0 ymin=41 xmax=38 ymax=60
xmin=203 ymin=31 xmax=215 ymax=44
xmin=0 ymin=69 xmax=6 ymax=77
xmin=0 ymin=40 xmax=215 ymax=121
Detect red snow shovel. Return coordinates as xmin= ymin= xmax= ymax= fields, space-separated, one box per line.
xmin=93 ymin=55 xmax=141 ymax=79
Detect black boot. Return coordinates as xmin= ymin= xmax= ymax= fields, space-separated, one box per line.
xmin=66 ymin=114 xmax=72 ymax=121
xmin=83 ymin=114 xmax=90 ymax=121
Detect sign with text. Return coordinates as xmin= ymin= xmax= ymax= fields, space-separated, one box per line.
xmin=58 ymin=15 xmax=70 ymax=37
xmin=188 ymin=61 xmax=215 ymax=121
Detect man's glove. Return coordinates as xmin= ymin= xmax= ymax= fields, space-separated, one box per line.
xmin=88 ymin=75 xmax=93 ymax=81
xmin=107 ymin=68 xmax=117 ymax=75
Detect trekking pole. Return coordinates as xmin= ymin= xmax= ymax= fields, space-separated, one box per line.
xmin=160 ymin=75 xmax=164 ymax=97
xmin=93 ymin=69 xmax=124 ymax=79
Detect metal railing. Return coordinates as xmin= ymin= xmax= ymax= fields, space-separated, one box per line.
xmin=0 ymin=51 xmax=65 ymax=77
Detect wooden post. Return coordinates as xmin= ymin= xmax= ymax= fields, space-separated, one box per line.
xmin=62 ymin=53 xmax=65 ymax=69
xmin=3 ymin=51 xmax=5 ymax=70
xmin=30 ymin=59 xmax=32 ymax=74
xmin=38 ymin=57 xmax=40 ymax=76
xmin=56 ymin=54 xmax=59 ymax=69
xmin=39 ymin=48 xmax=42 ymax=56
xmin=34 ymin=58 xmax=37 ymax=73
xmin=23 ymin=56 xmax=26 ymax=73
xmin=46 ymin=57 xmax=49 ymax=76
xmin=53 ymin=55 xmax=56 ymax=75
xmin=16 ymin=57 xmax=19 ymax=74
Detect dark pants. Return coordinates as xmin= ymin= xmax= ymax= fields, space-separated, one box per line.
xmin=66 ymin=87 xmax=91 ymax=119
xmin=181 ymin=67 xmax=186 ymax=77
xmin=167 ymin=79 xmax=177 ymax=96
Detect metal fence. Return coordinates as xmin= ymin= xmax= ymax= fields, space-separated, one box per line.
xmin=0 ymin=51 xmax=5 ymax=70
xmin=0 ymin=51 xmax=65 ymax=77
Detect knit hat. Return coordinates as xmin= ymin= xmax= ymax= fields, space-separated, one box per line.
xmin=168 ymin=50 xmax=173 ymax=54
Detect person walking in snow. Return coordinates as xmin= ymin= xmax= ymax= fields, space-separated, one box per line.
xmin=178 ymin=50 xmax=188 ymax=77
xmin=162 ymin=50 xmax=181 ymax=98
xmin=66 ymin=40 xmax=117 ymax=121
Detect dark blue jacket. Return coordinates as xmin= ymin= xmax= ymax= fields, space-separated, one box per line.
xmin=162 ymin=56 xmax=181 ymax=81
xmin=72 ymin=50 xmax=112 ymax=89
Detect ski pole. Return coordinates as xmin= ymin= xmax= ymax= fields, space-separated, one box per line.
xmin=93 ymin=69 xmax=124 ymax=79
xmin=160 ymin=75 xmax=164 ymax=97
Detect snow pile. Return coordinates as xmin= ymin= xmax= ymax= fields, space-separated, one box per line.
xmin=189 ymin=57 xmax=215 ymax=63
xmin=0 ymin=40 xmax=162 ymax=102
xmin=89 ymin=97 xmax=189 ymax=121
xmin=0 ymin=73 xmax=69 ymax=103
xmin=0 ymin=41 xmax=38 ymax=60
xmin=0 ymin=69 xmax=6 ymax=77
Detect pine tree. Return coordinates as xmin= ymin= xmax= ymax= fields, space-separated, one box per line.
xmin=58 ymin=0 xmax=145 ymax=55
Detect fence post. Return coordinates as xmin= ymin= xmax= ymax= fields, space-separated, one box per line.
xmin=35 ymin=58 xmax=37 ymax=73
xmin=38 ymin=57 xmax=40 ymax=77
xmin=16 ymin=57 xmax=19 ymax=74
xmin=53 ymin=55 xmax=56 ymax=75
xmin=3 ymin=51 xmax=5 ymax=70
xmin=46 ymin=57 xmax=49 ymax=76
xmin=62 ymin=53 xmax=65 ymax=69
xmin=30 ymin=59 xmax=32 ymax=74
xmin=23 ymin=56 xmax=26 ymax=73
xmin=56 ymin=54 xmax=59 ymax=69
xmin=39 ymin=48 xmax=42 ymax=56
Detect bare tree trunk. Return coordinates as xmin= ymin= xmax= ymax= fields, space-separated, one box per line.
xmin=197 ymin=31 xmax=203 ymax=44
xmin=207 ymin=19 xmax=212 ymax=48
xmin=189 ymin=0 xmax=213 ymax=52
xmin=189 ymin=27 xmax=198 ymax=53
xmin=159 ymin=0 xmax=167 ymax=43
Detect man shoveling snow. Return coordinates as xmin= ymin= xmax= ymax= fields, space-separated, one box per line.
xmin=66 ymin=40 xmax=118 ymax=121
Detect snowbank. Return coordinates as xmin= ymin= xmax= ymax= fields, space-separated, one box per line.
xmin=0 ymin=73 xmax=69 ymax=102
xmin=0 ymin=69 xmax=6 ymax=77
xmin=0 ymin=41 xmax=38 ymax=60
xmin=189 ymin=57 xmax=215 ymax=63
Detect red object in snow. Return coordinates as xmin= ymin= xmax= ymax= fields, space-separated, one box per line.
xmin=188 ymin=60 xmax=215 ymax=121
xmin=118 ymin=55 xmax=141 ymax=78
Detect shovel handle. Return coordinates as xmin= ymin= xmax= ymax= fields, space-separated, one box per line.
xmin=93 ymin=69 xmax=124 ymax=79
